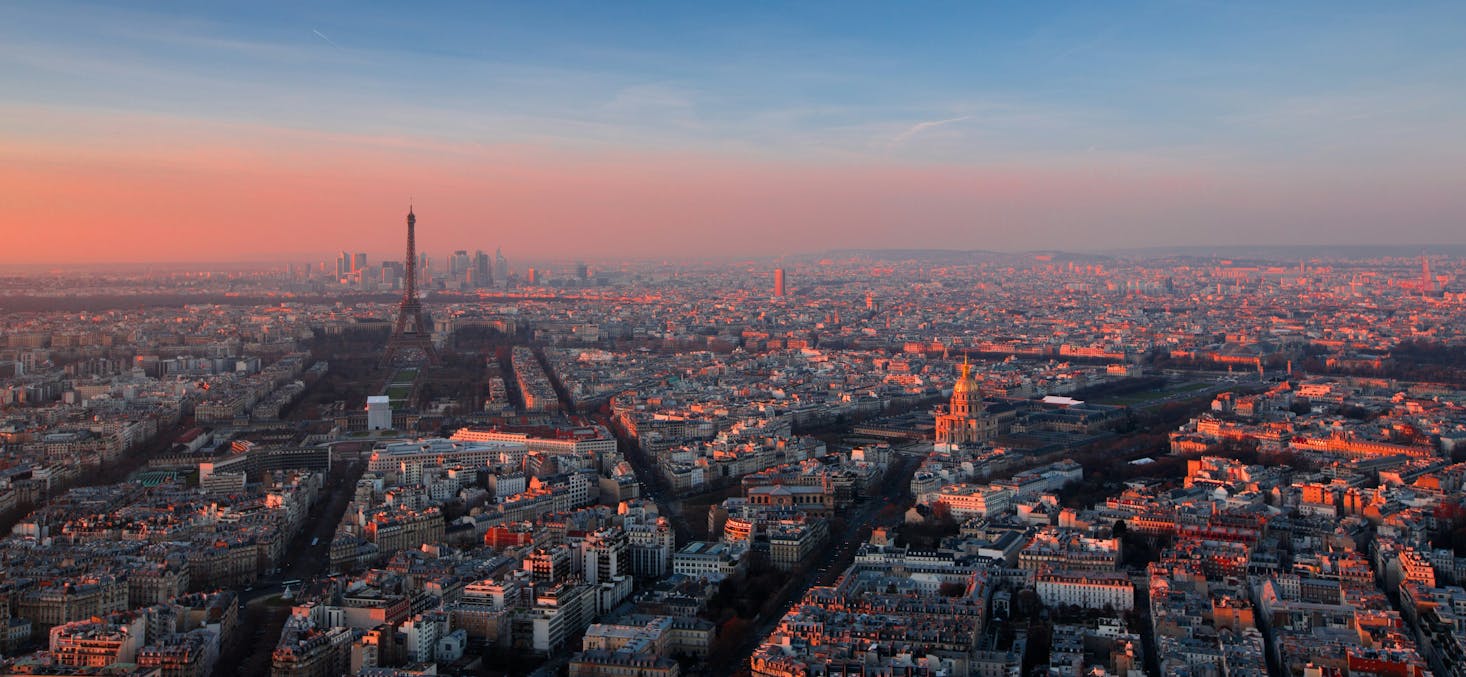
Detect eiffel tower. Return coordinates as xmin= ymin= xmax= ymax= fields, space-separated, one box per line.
xmin=381 ymin=206 xmax=439 ymax=366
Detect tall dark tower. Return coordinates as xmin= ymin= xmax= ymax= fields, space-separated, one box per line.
xmin=382 ymin=206 xmax=439 ymax=366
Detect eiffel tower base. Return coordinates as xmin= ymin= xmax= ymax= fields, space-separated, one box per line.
xmin=381 ymin=332 xmax=438 ymax=367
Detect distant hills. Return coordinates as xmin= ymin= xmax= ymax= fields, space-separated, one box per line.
xmin=809 ymin=244 xmax=1466 ymax=265
xmin=1099 ymin=244 xmax=1466 ymax=260
xmin=810 ymin=249 xmax=1113 ymax=266
xmin=812 ymin=249 xmax=1003 ymax=264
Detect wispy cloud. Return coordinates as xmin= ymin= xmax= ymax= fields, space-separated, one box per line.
xmin=891 ymin=115 xmax=971 ymax=145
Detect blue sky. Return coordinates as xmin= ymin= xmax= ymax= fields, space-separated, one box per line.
xmin=2 ymin=1 xmax=1465 ymax=261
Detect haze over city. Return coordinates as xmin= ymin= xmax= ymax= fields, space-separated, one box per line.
xmin=10 ymin=3 xmax=1466 ymax=677
xmin=4 ymin=1 xmax=1466 ymax=263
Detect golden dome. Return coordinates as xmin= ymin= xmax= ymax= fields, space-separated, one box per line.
xmin=952 ymin=360 xmax=976 ymax=395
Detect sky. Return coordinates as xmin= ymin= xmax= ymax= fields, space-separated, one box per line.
xmin=2 ymin=1 xmax=1465 ymax=264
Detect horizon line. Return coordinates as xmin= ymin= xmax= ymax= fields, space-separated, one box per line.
xmin=1 ymin=243 xmax=1464 ymax=272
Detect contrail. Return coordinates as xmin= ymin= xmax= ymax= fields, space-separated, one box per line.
xmin=312 ymin=29 xmax=341 ymax=49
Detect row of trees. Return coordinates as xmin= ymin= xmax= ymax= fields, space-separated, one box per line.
xmin=704 ymin=557 xmax=796 ymax=660
xmin=1432 ymin=501 xmax=1466 ymax=557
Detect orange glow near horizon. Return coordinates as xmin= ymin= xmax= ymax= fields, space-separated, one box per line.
xmin=3 ymin=111 xmax=1458 ymax=265
xmin=0 ymin=122 xmax=1202 ymax=264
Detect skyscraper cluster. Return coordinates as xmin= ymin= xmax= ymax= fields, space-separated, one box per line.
xmin=323 ymin=230 xmax=505 ymax=292
xmin=336 ymin=251 xmax=366 ymax=280
xmin=448 ymin=249 xmax=495 ymax=288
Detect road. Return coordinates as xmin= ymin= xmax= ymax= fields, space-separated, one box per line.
xmin=213 ymin=457 xmax=366 ymax=677
xmin=596 ymin=413 xmax=696 ymax=544
xmin=713 ymin=446 xmax=925 ymax=677
xmin=1132 ymin=575 xmax=1162 ymax=677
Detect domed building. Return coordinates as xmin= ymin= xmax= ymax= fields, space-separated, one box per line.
xmin=935 ymin=358 xmax=996 ymax=449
